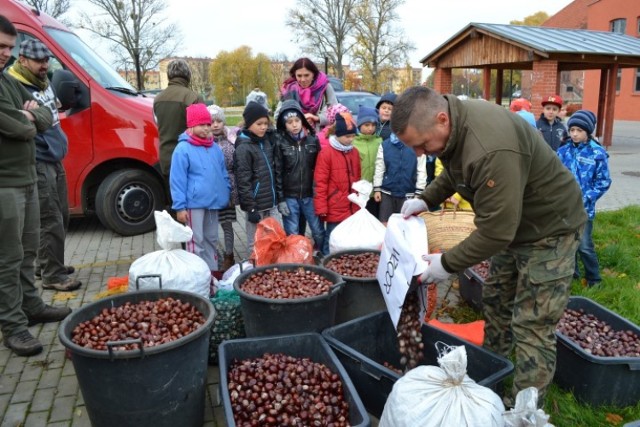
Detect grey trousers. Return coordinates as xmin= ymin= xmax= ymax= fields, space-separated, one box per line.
xmin=186 ymin=209 xmax=219 ymax=271
xmin=36 ymin=161 xmax=70 ymax=284
xmin=0 ymin=185 xmax=46 ymax=337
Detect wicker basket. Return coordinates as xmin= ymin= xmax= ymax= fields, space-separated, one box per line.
xmin=418 ymin=209 xmax=476 ymax=253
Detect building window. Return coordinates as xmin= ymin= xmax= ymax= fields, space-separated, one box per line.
xmin=636 ymin=68 xmax=640 ymax=92
xmin=616 ymin=68 xmax=622 ymax=92
xmin=637 ymin=17 xmax=640 ymax=36
xmin=610 ymin=18 xmax=626 ymax=34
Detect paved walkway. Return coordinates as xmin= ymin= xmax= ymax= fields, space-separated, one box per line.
xmin=1 ymin=120 xmax=638 ymax=426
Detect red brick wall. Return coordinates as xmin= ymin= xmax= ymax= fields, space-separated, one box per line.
xmin=583 ymin=0 xmax=640 ymax=120
xmin=530 ymin=60 xmax=560 ymax=117
xmin=433 ymin=68 xmax=452 ymax=95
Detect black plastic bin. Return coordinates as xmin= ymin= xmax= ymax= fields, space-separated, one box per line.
xmin=554 ymin=296 xmax=640 ymax=407
xmin=233 ymin=263 xmax=344 ymax=337
xmin=458 ymin=267 xmax=484 ymax=311
xmin=321 ymin=249 xmax=386 ymax=324
xmin=322 ymin=311 xmax=514 ymax=418
xmin=218 ymin=333 xmax=370 ymax=427
xmin=58 ymin=289 xmax=215 ymax=427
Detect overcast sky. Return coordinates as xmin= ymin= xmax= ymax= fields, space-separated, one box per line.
xmin=166 ymin=0 xmax=574 ymax=64
xmin=77 ymin=0 xmax=574 ymax=71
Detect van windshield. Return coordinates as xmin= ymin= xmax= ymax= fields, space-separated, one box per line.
xmin=45 ymin=27 xmax=136 ymax=92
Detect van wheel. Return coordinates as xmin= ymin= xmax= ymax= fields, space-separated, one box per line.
xmin=95 ymin=169 xmax=164 ymax=236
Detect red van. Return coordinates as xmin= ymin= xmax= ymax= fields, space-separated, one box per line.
xmin=3 ymin=0 xmax=167 ymax=235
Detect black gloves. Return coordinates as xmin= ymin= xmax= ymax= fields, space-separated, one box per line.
xmin=247 ymin=210 xmax=261 ymax=224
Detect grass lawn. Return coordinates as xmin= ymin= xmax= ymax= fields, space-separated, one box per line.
xmin=449 ymin=205 xmax=640 ymax=426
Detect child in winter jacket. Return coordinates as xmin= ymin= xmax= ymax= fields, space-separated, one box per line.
xmin=375 ymin=92 xmax=396 ymax=141
xmin=318 ymin=103 xmax=349 ymax=149
xmin=314 ymin=112 xmax=361 ymax=255
xmin=373 ymin=133 xmax=421 ymax=223
xmin=233 ymin=101 xmax=281 ymax=254
xmin=170 ymin=103 xmax=231 ymax=272
xmin=536 ymin=94 xmax=567 ymax=151
xmin=352 ymin=105 xmax=382 ymax=218
xmin=557 ymin=110 xmax=611 ymax=286
xmin=275 ymin=99 xmax=325 ymax=251
xmin=207 ymin=105 xmax=238 ymax=271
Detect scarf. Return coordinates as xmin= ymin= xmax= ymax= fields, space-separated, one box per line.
xmin=280 ymin=71 xmax=329 ymax=115
xmin=8 ymin=62 xmax=48 ymax=91
xmin=186 ymin=130 xmax=213 ymax=147
xmin=288 ymin=130 xmax=305 ymax=142
xmin=329 ymin=135 xmax=353 ymax=152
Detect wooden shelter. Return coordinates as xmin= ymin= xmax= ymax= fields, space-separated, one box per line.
xmin=420 ymin=23 xmax=640 ymax=147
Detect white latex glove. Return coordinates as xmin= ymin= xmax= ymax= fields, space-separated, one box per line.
xmin=400 ymin=198 xmax=428 ymax=218
xmin=420 ymin=253 xmax=453 ymax=284
xmin=278 ymin=202 xmax=290 ymax=216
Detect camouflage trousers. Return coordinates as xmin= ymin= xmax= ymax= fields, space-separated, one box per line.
xmin=482 ymin=227 xmax=582 ymax=406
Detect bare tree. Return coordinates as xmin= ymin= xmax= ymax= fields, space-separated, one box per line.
xmin=22 ymin=0 xmax=71 ymax=19
xmin=286 ymin=0 xmax=358 ymax=79
xmin=351 ymin=0 xmax=414 ymax=93
xmin=77 ymin=0 xmax=180 ymax=90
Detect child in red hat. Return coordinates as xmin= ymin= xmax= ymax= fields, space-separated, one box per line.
xmin=536 ymin=94 xmax=567 ymax=151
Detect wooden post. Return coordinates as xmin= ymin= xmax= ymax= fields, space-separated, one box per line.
xmin=603 ymin=64 xmax=618 ymax=148
xmin=483 ymin=67 xmax=491 ymax=100
xmin=496 ymin=70 xmax=504 ymax=106
xmin=596 ymin=69 xmax=607 ymax=139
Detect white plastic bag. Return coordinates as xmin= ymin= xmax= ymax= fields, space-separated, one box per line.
xmin=216 ymin=261 xmax=254 ymax=292
xmin=128 ymin=211 xmax=211 ymax=298
xmin=503 ymin=387 xmax=554 ymax=427
xmin=380 ymin=345 xmax=505 ymax=427
xmin=329 ymin=180 xmax=386 ymax=253
xmin=376 ymin=214 xmax=429 ymax=328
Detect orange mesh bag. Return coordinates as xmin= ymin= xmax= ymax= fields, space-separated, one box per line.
xmin=427 ymin=319 xmax=486 ymax=346
xmin=251 ymin=217 xmax=314 ymax=266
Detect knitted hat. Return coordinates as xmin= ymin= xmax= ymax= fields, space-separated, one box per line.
xmin=20 ymin=39 xmax=52 ymax=60
xmin=207 ymin=104 xmax=225 ymax=123
xmin=541 ymin=94 xmax=563 ymax=108
xmin=509 ymin=98 xmax=531 ymax=112
xmin=243 ymin=101 xmax=270 ymax=128
xmin=186 ymin=103 xmax=212 ymax=128
xmin=357 ymin=105 xmax=379 ymax=128
xmin=326 ymin=103 xmax=350 ymax=125
xmin=282 ymin=109 xmax=304 ymax=123
xmin=567 ymin=109 xmax=596 ymax=135
xmin=335 ymin=112 xmax=356 ymax=137
xmin=376 ymin=92 xmax=397 ymax=109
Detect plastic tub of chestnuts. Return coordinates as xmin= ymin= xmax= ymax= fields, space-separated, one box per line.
xmin=554 ymin=296 xmax=640 ymax=407
xmin=57 ymin=289 xmax=215 ymax=427
xmin=233 ymin=263 xmax=345 ymax=337
xmin=321 ymin=249 xmax=387 ymax=324
xmin=458 ymin=259 xmax=491 ymax=311
xmin=219 ymin=332 xmax=370 ymax=426
xmin=322 ymin=310 xmax=514 ymax=418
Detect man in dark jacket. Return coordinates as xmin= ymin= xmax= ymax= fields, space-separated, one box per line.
xmin=0 ymin=16 xmax=72 ymax=357
xmin=393 ymin=86 xmax=586 ymax=407
xmin=153 ymin=59 xmax=200 ymax=195
xmin=275 ymin=99 xmax=324 ymax=251
xmin=8 ymin=39 xmax=81 ymax=291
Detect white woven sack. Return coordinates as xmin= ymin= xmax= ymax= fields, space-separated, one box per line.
xmin=380 ymin=345 xmax=505 ymax=427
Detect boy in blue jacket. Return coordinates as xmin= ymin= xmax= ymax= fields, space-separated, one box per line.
xmin=170 ymin=103 xmax=231 ymax=272
xmin=536 ymin=94 xmax=567 ymax=151
xmin=557 ymin=110 xmax=611 ymax=286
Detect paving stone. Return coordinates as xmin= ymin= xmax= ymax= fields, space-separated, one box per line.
xmin=61 ymin=359 xmax=76 ymax=376
xmin=56 ymin=375 xmax=79 ymax=397
xmin=0 ymin=393 xmax=11 ymax=420
xmin=19 ymin=363 xmax=44 ymax=382
xmin=10 ymin=380 xmax=37 ymax=404
xmin=71 ymin=406 xmax=92 ymax=427
xmin=37 ymin=367 xmax=62 ymax=389
xmin=1 ymin=401 xmax=29 ymax=426
xmin=48 ymin=395 xmax=76 ymax=423
xmin=24 ymin=411 xmax=50 ymax=427
xmin=30 ymin=387 xmax=56 ymax=412
xmin=0 ymin=348 xmax=13 ymax=367
xmin=3 ymin=355 xmax=26 ymax=376
xmin=0 ymin=373 xmax=19 ymax=395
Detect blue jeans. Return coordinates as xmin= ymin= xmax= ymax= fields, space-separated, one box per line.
xmin=322 ymin=222 xmax=340 ymax=256
xmin=575 ymin=219 xmax=601 ymax=284
xmin=283 ymin=197 xmax=324 ymax=251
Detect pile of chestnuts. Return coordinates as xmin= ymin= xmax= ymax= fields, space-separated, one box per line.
xmin=71 ymin=297 xmax=205 ymax=350
xmin=227 ymin=353 xmax=350 ymax=426
xmin=240 ymin=268 xmax=334 ymax=299
xmin=557 ymin=308 xmax=640 ymax=357
xmin=397 ymin=290 xmax=425 ymax=370
xmin=471 ymin=260 xmax=491 ymax=281
xmin=325 ymin=252 xmax=380 ymax=278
